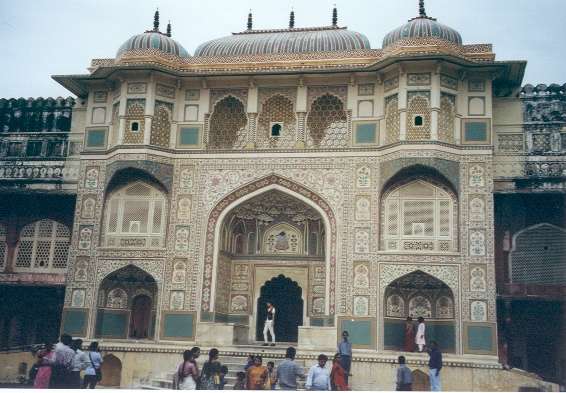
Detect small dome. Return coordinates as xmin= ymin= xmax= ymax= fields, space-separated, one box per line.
xmin=117 ymin=31 xmax=189 ymax=58
xmin=116 ymin=11 xmax=189 ymax=58
xmin=382 ymin=2 xmax=461 ymax=48
xmin=194 ymin=26 xmax=371 ymax=57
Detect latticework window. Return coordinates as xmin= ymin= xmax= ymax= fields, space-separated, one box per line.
xmin=209 ymin=96 xmax=248 ymax=149
xmin=150 ymin=102 xmax=172 ymax=147
xmin=0 ymin=224 xmax=6 ymax=271
xmin=439 ymin=94 xmax=455 ymax=143
xmin=103 ymin=182 xmax=167 ymax=248
xmin=383 ymin=180 xmax=456 ymax=252
xmin=123 ymin=100 xmax=145 ymax=144
xmin=306 ymin=94 xmax=348 ymax=148
xmin=385 ymin=95 xmax=400 ymax=144
xmin=406 ymin=92 xmax=431 ymax=141
xmin=257 ymin=95 xmax=296 ymax=149
xmin=14 ymin=219 xmax=70 ymax=272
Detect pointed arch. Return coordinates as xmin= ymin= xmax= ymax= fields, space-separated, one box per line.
xmin=201 ymin=174 xmax=337 ymax=316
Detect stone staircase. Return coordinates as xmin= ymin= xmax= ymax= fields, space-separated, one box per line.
xmin=138 ymin=350 xmax=308 ymax=390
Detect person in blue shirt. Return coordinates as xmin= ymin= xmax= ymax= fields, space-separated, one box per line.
xmin=306 ymin=354 xmax=331 ymax=391
xmin=427 ymin=341 xmax=443 ymax=391
xmin=337 ymin=330 xmax=352 ymax=384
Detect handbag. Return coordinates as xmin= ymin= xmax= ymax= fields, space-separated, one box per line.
xmin=88 ymin=352 xmax=102 ymax=382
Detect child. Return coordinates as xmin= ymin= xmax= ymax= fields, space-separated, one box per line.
xmin=219 ymin=365 xmax=229 ymax=390
xmin=395 ymin=355 xmax=413 ymax=391
xmin=233 ymin=371 xmax=246 ymax=390
xmin=266 ymin=361 xmax=277 ymax=390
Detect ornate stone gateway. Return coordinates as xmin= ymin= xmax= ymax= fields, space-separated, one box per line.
xmin=205 ymin=182 xmax=330 ymax=343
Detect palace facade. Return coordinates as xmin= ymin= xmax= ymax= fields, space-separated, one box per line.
xmin=0 ymin=1 xmax=564 ymax=390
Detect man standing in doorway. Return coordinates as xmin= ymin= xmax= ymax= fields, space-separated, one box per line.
xmin=337 ymin=330 xmax=352 ymax=384
xmin=263 ymin=301 xmax=276 ymax=346
xmin=427 ymin=341 xmax=442 ymax=391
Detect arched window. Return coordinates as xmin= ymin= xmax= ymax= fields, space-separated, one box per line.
xmin=14 ymin=219 xmax=70 ymax=272
xmin=382 ymin=180 xmax=456 ymax=252
xmin=103 ymin=182 xmax=167 ymax=248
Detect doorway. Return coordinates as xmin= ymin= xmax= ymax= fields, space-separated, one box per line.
xmin=130 ymin=295 xmax=151 ymax=339
xmin=256 ymin=275 xmax=303 ymax=342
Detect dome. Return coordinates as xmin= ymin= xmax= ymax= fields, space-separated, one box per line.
xmin=194 ymin=26 xmax=371 ymax=57
xmin=382 ymin=2 xmax=462 ymax=48
xmin=116 ymin=11 xmax=189 ymax=58
xmin=117 ymin=31 xmax=189 ymax=58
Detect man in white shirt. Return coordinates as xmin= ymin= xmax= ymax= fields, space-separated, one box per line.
xmin=306 ymin=354 xmax=331 ymax=391
xmin=263 ymin=302 xmax=276 ymax=346
xmin=415 ymin=317 xmax=426 ymax=352
xmin=71 ymin=339 xmax=89 ymax=388
xmin=53 ymin=334 xmax=76 ymax=388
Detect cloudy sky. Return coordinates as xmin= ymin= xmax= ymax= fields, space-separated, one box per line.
xmin=1 ymin=0 xmax=564 ymax=98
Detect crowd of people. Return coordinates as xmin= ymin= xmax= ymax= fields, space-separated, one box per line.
xmin=29 ymin=333 xmax=102 ymax=389
xmin=27 ymin=328 xmax=442 ymax=391
xmin=174 ymin=346 xmax=350 ymax=391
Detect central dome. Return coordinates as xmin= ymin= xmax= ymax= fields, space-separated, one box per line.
xmin=194 ymin=26 xmax=371 ymax=57
xmin=382 ymin=1 xmax=462 ymax=48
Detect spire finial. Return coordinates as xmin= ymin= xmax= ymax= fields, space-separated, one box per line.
xmin=419 ymin=0 xmax=426 ymax=17
xmin=153 ymin=8 xmax=160 ymax=31
xmin=166 ymin=21 xmax=171 ymax=37
xmin=332 ymin=4 xmax=338 ymax=27
xmin=289 ymin=8 xmax=295 ymax=29
xmin=247 ymin=9 xmax=253 ymax=30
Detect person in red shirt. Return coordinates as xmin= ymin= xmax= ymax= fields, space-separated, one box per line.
xmin=330 ymin=353 xmax=349 ymax=390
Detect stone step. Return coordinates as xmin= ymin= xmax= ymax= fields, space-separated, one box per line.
xmin=138 ymin=384 xmax=167 ymax=390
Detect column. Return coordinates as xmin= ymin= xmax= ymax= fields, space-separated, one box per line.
xmin=296 ymin=83 xmax=307 ymax=148
xmin=431 ymin=70 xmax=441 ymax=141
xmin=117 ymin=81 xmax=128 ymax=145
xmin=143 ymin=76 xmax=156 ymax=145
xmin=398 ymin=70 xmax=407 ymax=141
xmin=246 ymin=83 xmax=258 ymax=149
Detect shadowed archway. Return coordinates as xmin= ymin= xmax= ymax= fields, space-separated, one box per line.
xmin=256 ymin=275 xmax=303 ymax=343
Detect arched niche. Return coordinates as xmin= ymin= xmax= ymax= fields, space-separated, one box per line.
xmin=380 ymin=178 xmax=458 ymax=253
xmin=383 ymin=270 xmax=456 ymax=353
xmin=100 ymin=354 xmax=122 ymax=386
xmin=101 ymin=180 xmax=168 ymax=249
xmin=95 ymin=265 xmax=157 ymax=340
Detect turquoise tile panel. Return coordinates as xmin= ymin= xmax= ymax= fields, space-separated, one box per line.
xmin=355 ymin=123 xmax=377 ymax=144
xmin=163 ymin=313 xmax=194 ymax=339
xmin=62 ymin=310 xmax=86 ymax=336
xmin=468 ymin=325 xmax=493 ymax=352
xmin=341 ymin=319 xmax=372 ymax=346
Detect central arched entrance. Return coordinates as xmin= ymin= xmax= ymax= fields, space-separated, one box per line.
xmin=256 ymin=275 xmax=303 ymax=342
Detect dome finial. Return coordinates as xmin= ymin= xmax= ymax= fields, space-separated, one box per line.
xmin=419 ymin=0 xmax=427 ymax=17
xmin=166 ymin=21 xmax=171 ymax=37
xmin=332 ymin=4 xmax=338 ymax=26
xmin=153 ymin=8 xmax=160 ymax=31
xmin=289 ymin=8 xmax=295 ymax=29
xmin=247 ymin=10 xmax=253 ymax=30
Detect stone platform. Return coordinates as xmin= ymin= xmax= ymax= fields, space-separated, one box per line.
xmin=0 ymin=343 xmax=559 ymax=391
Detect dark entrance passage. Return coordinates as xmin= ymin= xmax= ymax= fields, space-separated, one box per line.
xmin=502 ymin=299 xmax=564 ymax=384
xmin=130 ymin=295 xmax=152 ymax=339
xmin=0 ymin=286 xmax=64 ymax=350
xmin=256 ymin=275 xmax=303 ymax=342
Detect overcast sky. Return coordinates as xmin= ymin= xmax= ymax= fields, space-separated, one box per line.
xmin=1 ymin=0 xmax=565 ymax=98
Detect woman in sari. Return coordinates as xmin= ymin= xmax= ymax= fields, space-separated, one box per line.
xmin=330 ymin=353 xmax=348 ymax=391
xmin=33 ymin=343 xmax=55 ymax=389
xmin=201 ymin=348 xmax=223 ymax=390
xmin=175 ymin=350 xmax=198 ymax=390
xmin=404 ymin=317 xmax=415 ymax=352
xmin=246 ymin=355 xmax=268 ymax=390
